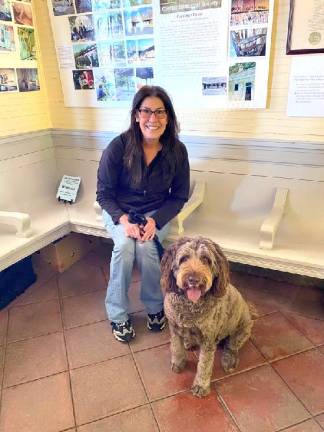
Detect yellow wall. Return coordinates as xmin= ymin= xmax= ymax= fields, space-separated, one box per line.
xmin=0 ymin=1 xmax=51 ymax=137
xmin=2 ymin=0 xmax=324 ymax=142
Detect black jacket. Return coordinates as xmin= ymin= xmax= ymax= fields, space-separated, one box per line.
xmin=96 ymin=133 xmax=190 ymax=229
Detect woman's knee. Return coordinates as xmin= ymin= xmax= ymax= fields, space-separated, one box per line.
xmin=136 ymin=240 xmax=159 ymax=260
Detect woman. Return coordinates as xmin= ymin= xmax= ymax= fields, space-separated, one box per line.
xmin=97 ymin=85 xmax=190 ymax=342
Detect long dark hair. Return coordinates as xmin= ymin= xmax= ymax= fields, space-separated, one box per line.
xmin=123 ymin=86 xmax=182 ymax=187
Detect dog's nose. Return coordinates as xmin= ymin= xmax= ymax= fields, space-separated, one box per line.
xmin=188 ymin=275 xmax=200 ymax=287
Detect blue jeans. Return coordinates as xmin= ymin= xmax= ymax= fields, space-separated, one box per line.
xmin=102 ymin=210 xmax=170 ymax=323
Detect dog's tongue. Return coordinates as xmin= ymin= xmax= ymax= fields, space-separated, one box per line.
xmin=186 ymin=287 xmax=201 ymax=303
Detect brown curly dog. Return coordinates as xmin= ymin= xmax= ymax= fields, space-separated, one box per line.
xmin=161 ymin=236 xmax=254 ymax=397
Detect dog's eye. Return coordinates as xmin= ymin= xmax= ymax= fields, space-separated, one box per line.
xmin=201 ymin=256 xmax=211 ymax=266
xmin=179 ymin=255 xmax=189 ymax=265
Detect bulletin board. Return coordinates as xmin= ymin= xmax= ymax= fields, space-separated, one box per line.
xmin=0 ymin=0 xmax=40 ymax=93
xmin=46 ymin=0 xmax=274 ymax=109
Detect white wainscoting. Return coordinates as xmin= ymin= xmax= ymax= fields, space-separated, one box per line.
xmin=1 ymin=129 xmax=324 ymax=278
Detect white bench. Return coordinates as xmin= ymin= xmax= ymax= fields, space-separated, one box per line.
xmin=0 ymin=147 xmax=205 ymax=271
xmin=1 ymin=130 xmax=324 ymax=278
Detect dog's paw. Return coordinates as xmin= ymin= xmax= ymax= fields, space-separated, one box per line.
xmin=171 ymin=359 xmax=186 ymax=373
xmin=221 ymin=349 xmax=239 ymax=372
xmin=191 ymin=384 xmax=210 ymax=398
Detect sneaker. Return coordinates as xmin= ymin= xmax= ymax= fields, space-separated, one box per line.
xmin=111 ymin=320 xmax=135 ymax=343
xmin=147 ymin=310 xmax=166 ymax=332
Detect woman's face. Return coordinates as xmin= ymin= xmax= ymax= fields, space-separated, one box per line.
xmin=135 ymin=96 xmax=168 ymax=145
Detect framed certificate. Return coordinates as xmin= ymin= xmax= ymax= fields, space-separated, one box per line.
xmin=286 ymin=0 xmax=324 ymax=54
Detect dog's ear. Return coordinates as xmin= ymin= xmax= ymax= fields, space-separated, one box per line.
xmin=209 ymin=240 xmax=229 ymax=297
xmin=160 ymin=237 xmax=191 ymax=293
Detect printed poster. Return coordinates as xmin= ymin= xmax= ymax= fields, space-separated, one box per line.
xmin=46 ymin=0 xmax=274 ymax=109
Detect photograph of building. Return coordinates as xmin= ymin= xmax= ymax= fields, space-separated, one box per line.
xmin=202 ymin=76 xmax=227 ymax=95
xmin=228 ymin=61 xmax=256 ymax=101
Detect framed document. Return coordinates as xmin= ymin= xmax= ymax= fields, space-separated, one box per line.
xmin=286 ymin=0 xmax=324 ymax=54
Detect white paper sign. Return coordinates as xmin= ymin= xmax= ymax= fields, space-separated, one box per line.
xmin=287 ymin=56 xmax=324 ymax=117
xmin=56 ymin=175 xmax=81 ymax=203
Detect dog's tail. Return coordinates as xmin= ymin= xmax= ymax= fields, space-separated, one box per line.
xmin=248 ymin=302 xmax=259 ymax=320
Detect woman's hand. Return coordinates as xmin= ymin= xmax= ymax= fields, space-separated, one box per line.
xmin=140 ymin=217 xmax=156 ymax=241
xmin=119 ymin=214 xmax=141 ymax=239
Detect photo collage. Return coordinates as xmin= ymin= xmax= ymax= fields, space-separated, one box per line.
xmin=228 ymin=0 xmax=269 ymax=101
xmin=0 ymin=0 xmax=40 ymax=92
xmin=51 ymin=0 xmax=154 ymax=101
xmin=200 ymin=0 xmax=270 ymax=100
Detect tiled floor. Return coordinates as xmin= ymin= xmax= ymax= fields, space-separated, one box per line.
xmin=1 ymin=245 xmax=324 ymax=432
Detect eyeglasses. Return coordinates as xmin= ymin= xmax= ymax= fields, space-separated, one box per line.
xmin=138 ymin=108 xmax=167 ymax=119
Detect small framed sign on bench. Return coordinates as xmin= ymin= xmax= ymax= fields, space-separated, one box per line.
xmin=56 ymin=175 xmax=81 ymax=204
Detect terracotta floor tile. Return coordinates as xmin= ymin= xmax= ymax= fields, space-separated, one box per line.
xmin=7 ymin=299 xmax=62 ymax=342
xmin=279 ymin=285 xmax=324 ymax=320
xmin=216 ymin=365 xmax=309 ymax=432
xmin=70 ymin=354 xmax=147 ymax=425
xmin=77 ymin=405 xmax=158 ymax=432
xmin=315 ymin=413 xmax=324 ymax=428
xmin=0 ymin=372 xmax=75 ymax=432
xmin=273 ymin=348 xmax=324 ymax=415
xmin=283 ymin=311 xmax=324 ymax=346
xmin=62 ymin=290 xmax=106 ymax=329
xmin=0 ymin=310 xmax=8 ymax=346
xmin=231 ymin=273 xmax=281 ymax=316
xmin=134 ymin=343 xmax=197 ymax=401
xmin=281 ymin=419 xmax=323 ymax=431
xmin=11 ymin=276 xmax=58 ymax=307
xmin=129 ymin=311 xmax=170 ymax=352
xmin=152 ymin=391 xmax=238 ymax=432
xmin=65 ymin=320 xmax=130 ymax=369
xmin=4 ymin=332 xmax=67 ymax=387
xmin=210 ymin=340 xmax=266 ymax=381
xmin=251 ymin=312 xmax=313 ymax=361
xmin=58 ymin=260 xmax=106 ymax=298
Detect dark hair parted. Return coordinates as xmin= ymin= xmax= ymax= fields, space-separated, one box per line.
xmin=123 ymin=85 xmax=182 ymax=186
